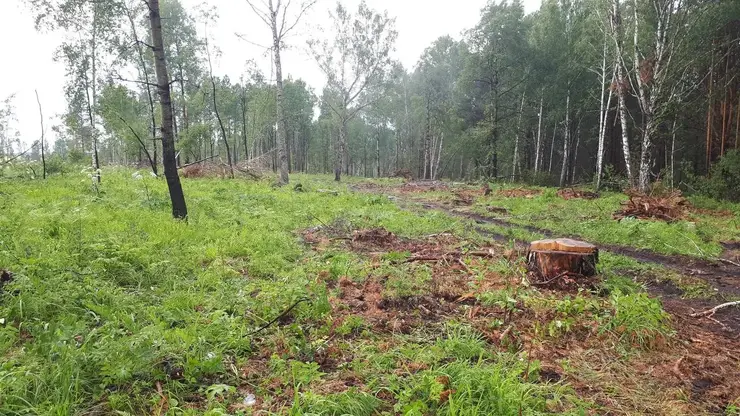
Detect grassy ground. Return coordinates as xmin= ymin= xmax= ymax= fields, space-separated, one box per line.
xmin=0 ymin=171 xmax=737 ymax=415
xmin=392 ymin=182 xmax=740 ymax=259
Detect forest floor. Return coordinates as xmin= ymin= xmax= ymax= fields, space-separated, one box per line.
xmin=0 ymin=170 xmax=738 ymax=415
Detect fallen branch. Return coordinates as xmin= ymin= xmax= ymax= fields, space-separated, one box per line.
xmin=499 ymin=324 xmax=513 ymax=343
xmin=690 ymin=301 xmax=740 ymax=318
xmin=1 ymin=141 xmax=39 ymax=166
xmin=718 ymin=258 xmax=740 ymax=267
xmin=178 ymin=154 xmax=220 ymax=169
xmin=247 ymin=297 xmax=311 ymax=336
xmin=456 ymin=258 xmax=473 ymax=274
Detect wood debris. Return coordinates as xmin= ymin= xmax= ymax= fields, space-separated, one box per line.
xmin=613 ymin=189 xmax=690 ymax=222
xmin=557 ymin=188 xmax=599 ymax=200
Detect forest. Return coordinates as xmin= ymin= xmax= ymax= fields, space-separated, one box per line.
xmin=0 ymin=0 xmax=739 ymax=415
xmin=1 ymin=0 xmax=738 ymax=195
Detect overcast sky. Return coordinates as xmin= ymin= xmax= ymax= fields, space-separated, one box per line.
xmin=0 ymin=0 xmax=540 ymax=148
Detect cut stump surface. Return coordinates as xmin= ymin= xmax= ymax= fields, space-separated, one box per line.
xmin=527 ymin=238 xmax=599 ymax=283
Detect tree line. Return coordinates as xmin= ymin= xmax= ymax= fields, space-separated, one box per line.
xmin=15 ymin=0 xmax=740 ymax=217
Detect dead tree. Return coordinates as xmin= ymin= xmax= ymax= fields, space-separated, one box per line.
xmin=149 ymin=0 xmax=188 ymax=219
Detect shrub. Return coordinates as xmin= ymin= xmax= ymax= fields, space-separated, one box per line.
xmin=704 ymin=150 xmax=740 ymax=202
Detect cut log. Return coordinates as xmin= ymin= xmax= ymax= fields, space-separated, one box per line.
xmin=527 ymin=239 xmax=598 ymax=284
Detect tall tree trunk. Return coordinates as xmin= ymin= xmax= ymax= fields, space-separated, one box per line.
xmin=336 ymin=116 xmax=347 ymax=181
xmin=616 ymin=60 xmax=633 ymax=185
xmin=670 ymin=119 xmax=677 ymax=188
xmin=149 ymin=0 xmax=188 ymax=219
xmin=706 ymin=53 xmax=714 ymax=170
xmin=596 ymin=37 xmax=616 ymax=190
xmin=241 ymin=87 xmax=249 ymax=161
xmin=736 ymin=93 xmax=739 ymax=149
xmin=124 ymin=3 xmax=158 ymax=176
xmin=610 ymin=0 xmax=633 ymax=185
xmin=560 ymin=91 xmax=571 ymax=187
xmin=271 ymin=13 xmax=289 ymax=184
xmin=85 ymin=5 xmax=101 ymax=183
xmin=549 ymin=125 xmax=556 ymax=173
xmin=206 ymin=36 xmax=233 ymax=178
xmin=434 ymin=131 xmax=443 ymax=180
xmin=512 ymin=91 xmax=526 ymax=181
xmin=535 ymin=91 xmax=544 ymax=174
xmin=572 ymin=119 xmax=581 ymax=184
xmin=35 ymin=90 xmax=46 ymax=179
xmin=721 ymin=94 xmax=727 ymax=157
xmin=424 ymin=97 xmax=432 ymax=179
xmin=376 ymin=127 xmax=381 ymax=178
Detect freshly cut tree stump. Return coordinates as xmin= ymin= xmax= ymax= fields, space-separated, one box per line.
xmin=526 ymin=238 xmax=598 ymax=284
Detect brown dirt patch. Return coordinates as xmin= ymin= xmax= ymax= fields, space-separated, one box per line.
xmin=351 ymin=228 xmax=399 ymax=251
xmin=557 ymin=188 xmax=599 ymax=200
xmin=332 ymin=276 xmax=456 ymax=334
xmin=721 ymin=241 xmax=740 ymax=264
xmin=497 ymin=188 xmax=542 ymax=198
xmin=399 ymin=181 xmax=449 ymax=194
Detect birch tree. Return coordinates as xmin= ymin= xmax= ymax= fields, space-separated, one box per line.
xmin=246 ymin=0 xmax=316 ymax=185
xmin=609 ymin=0 xmax=635 ymax=185
xmin=27 ymin=0 xmax=123 ymax=182
xmin=309 ymin=1 xmax=397 ymax=181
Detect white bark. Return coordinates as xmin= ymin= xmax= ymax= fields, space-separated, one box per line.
xmin=596 ymin=42 xmax=617 ymax=190
xmin=535 ymin=91 xmax=544 ymax=173
xmin=560 ymin=91 xmax=571 ymax=187
xmin=549 ymin=125 xmax=556 ymax=173
xmin=512 ymin=91 xmax=526 ymax=181
xmin=610 ymin=0 xmax=634 ymax=186
xmin=434 ymin=131 xmax=444 ymax=179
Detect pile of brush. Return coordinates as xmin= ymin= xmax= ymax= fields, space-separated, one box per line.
xmin=557 ymin=188 xmax=599 ymax=200
xmin=613 ymin=189 xmax=690 ymax=222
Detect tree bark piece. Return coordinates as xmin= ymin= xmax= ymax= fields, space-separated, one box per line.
xmin=527 ymin=239 xmax=598 ymax=284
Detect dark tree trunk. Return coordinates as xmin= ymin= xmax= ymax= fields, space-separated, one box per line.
xmin=149 ymin=0 xmax=187 ymax=220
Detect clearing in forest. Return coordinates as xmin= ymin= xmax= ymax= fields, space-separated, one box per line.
xmin=0 ymin=172 xmax=738 ymax=415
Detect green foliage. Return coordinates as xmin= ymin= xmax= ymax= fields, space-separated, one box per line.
xmin=607 ymin=293 xmax=673 ymax=349
xmin=294 ymin=390 xmax=381 ymax=416
xmin=394 ymin=359 xmax=565 ymax=416
xmin=436 ymin=323 xmax=490 ymax=361
xmin=702 ymin=150 xmax=740 ymax=202
xmin=0 ymin=171 xmax=467 ymax=414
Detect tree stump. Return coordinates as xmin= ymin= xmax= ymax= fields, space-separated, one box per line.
xmin=526 ymin=239 xmax=598 ymax=284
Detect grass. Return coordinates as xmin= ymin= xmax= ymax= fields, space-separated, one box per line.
xmin=462 ymin=184 xmax=740 ymax=258
xmin=0 ymin=169 xmax=731 ymax=414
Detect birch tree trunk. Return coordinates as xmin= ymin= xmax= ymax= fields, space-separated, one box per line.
xmin=670 ymin=119 xmax=677 ymax=188
xmin=572 ymin=119 xmax=581 ymax=184
xmin=549 ymin=125 xmax=556 ymax=173
xmin=423 ymin=98 xmax=432 ymax=179
xmin=610 ymin=0 xmax=634 ymax=186
xmin=560 ymin=91 xmax=571 ymax=187
xmin=271 ymin=1 xmax=290 ymax=185
xmin=434 ymin=131 xmax=443 ymax=179
xmin=376 ymin=127 xmax=381 ymax=178
xmin=512 ymin=91 xmax=526 ymax=181
xmin=535 ymin=91 xmax=544 ymax=174
xmin=149 ymin=0 xmax=188 ymax=219
xmin=596 ymin=35 xmax=615 ymax=190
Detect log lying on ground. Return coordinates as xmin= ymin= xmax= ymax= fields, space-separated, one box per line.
xmin=526 ymin=238 xmax=598 ymax=285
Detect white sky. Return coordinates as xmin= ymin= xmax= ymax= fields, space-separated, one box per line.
xmin=0 ymin=0 xmax=540 ymax=147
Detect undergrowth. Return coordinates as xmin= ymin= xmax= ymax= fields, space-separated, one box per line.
xmin=0 ymin=170 xmax=705 ymax=414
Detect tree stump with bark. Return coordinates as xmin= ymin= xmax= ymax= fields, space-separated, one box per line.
xmin=526 ymin=239 xmax=598 ymax=286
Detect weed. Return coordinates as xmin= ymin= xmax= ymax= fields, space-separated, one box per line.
xmin=606 ymin=293 xmax=673 ymax=349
